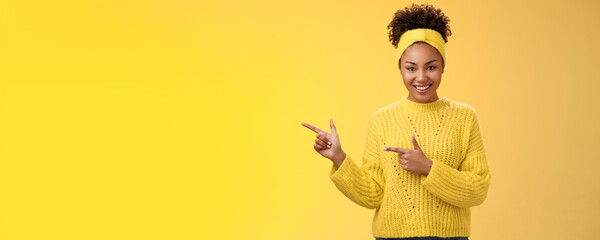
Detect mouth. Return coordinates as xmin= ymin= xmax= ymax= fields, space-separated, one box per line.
xmin=413 ymin=84 xmax=432 ymax=93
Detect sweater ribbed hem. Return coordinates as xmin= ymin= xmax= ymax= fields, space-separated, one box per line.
xmin=374 ymin=227 xmax=470 ymax=239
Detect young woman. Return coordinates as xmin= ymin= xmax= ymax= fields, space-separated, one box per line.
xmin=301 ymin=3 xmax=490 ymax=240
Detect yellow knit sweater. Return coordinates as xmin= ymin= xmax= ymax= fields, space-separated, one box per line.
xmin=329 ymin=96 xmax=491 ymax=238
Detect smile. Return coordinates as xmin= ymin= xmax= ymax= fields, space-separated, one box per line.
xmin=413 ymin=84 xmax=432 ymax=93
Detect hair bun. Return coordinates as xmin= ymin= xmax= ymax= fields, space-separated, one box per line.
xmin=387 ymin=3 xmax=452 ymax=48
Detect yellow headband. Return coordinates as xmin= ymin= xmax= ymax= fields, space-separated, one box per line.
xmin=396 ymin=28 xmax=446 ymax=66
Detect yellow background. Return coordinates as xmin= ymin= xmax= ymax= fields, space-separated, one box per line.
xmin=1 ymin=0 xmax=599 ymax=239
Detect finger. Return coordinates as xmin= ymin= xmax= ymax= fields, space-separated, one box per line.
xmin=400 ymin=163 xmax=407 ymax=169
xmin=412 ymin=134 xmax=421 ymax=150
xmin=314 ymin=143 xmax=326 ymax=151
xmin=382 ymin=147 xmax=410 ymax=153
xmin=315 ymin=138 xmax=329 ymax=147
xmin=316 ymin=132 xmax=331 ymax=144
xmin=330 ymin=119 xmax=338 ymax=135
xmin=301 ymin=122 xmax=324 ymax=134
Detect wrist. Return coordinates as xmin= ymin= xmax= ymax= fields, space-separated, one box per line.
xmin=425 ymin=158 xmax=433 ymax=175
xmin=332 ymin=151 xmax=346 ymax=166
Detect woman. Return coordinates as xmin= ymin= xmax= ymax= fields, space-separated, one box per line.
xmin=301 ymin=3 xmax=491 ymax=240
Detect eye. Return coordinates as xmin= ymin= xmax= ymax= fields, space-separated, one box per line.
xmin=407 ymin=67 xmax=415 ymax=71
xmin=427 ymin=66 xmax=436 ymax=70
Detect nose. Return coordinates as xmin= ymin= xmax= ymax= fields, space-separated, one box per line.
xmin=417 ymin=69 xmax=425 ymax=81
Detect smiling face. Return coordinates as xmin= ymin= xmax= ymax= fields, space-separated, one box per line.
xmin=399 ymin=42 xmax=445 ymax=103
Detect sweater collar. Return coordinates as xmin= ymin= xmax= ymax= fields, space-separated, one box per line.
xmin=398 ymin=96 xmax=450 ymax=112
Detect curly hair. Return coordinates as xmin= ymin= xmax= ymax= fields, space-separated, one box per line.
xmin=387 ymin=3 xmax=452 ymax=49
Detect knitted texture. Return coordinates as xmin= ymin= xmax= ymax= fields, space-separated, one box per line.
xmin=329 ymin=96 xmax=491 ymax=238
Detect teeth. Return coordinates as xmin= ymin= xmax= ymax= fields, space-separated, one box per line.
xmin=415 ymin=84 xmax=431 ymax=90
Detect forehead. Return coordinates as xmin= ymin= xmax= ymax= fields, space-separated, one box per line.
xmin=401 ymin=42 xmax=442 ymax=62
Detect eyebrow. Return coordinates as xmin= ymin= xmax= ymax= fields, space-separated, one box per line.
xmin=405 ymin=60 xmax=438 ymax=65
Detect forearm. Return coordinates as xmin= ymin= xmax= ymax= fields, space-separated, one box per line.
xmin=421 ymin=156 xmax=491 ymax=208
xmin=330 ymin=154 xmax=385 ymax=209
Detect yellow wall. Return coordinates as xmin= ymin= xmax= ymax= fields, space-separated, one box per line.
xmin=1 ymin=0 xmax=599 ymax=239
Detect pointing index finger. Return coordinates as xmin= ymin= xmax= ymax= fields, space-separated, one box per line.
xmin=301 ymin=122 xmax=324 ymax=133
xmin=382 ymin=147 xmax=410 ymax=153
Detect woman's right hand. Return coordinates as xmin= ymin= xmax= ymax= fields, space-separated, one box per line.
xmin=301 ymin=119 xmax=346 ymax=167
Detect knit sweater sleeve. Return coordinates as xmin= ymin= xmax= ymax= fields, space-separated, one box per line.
xmin=328 ymin=115 xmax=385 ymax=209
xmin=420 ymin=109 xmax=491 ymax=208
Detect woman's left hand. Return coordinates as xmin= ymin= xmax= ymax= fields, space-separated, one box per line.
xmin=383 ymin=134 xmax=433 ymax=176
